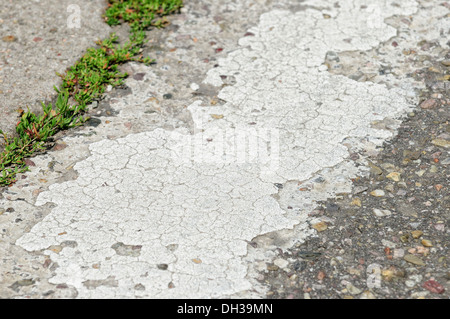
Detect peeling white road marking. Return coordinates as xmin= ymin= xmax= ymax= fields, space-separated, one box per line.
xmin=17 ymin=1 xmax=422 ymax=298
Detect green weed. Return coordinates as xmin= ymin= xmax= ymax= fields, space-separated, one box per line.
xmin=104 ymin=0 xmax=183 ymax=32
xmin=58 ymin=33 xmax=153 ymax=107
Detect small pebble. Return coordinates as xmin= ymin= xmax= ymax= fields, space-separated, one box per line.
xmin=423 ymin=280 xmax=445 ymax=294
xmin=370 ymin=189 xmax=385 ymax=197
xmin=386 ymin=172 xmax=401 ymax=182
xmin=273 ymin=258 xmax=289 ymax=269
xmin=404 ymin=254 xmax=425 ymax=266
xmin=411 ymin=230 xmax=423 ymax=239
xmin=312 ymin=221 xmax=328 ymax=232
xmin=420 ymin=99 xmax=437 ymax=109
xmin=421 ymin=239 xmax=432 ymax=247
xmin=373 ymin=208 xmax=391 ymax=217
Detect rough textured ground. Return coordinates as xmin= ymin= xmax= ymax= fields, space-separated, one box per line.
xmin=0 ymin=0 xmax=448 ymax=299
xmin=0 ymin=0 xmax=110 ymax=138
xmin=261 ymin=60 xmax=450 ymax=300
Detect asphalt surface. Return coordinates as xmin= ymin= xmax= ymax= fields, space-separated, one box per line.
xmin=0 ymin=0 xmax=448 ymax=299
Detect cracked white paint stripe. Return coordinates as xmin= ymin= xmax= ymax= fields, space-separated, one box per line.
xmin=17 ymin=0 xmax=420 ymax=298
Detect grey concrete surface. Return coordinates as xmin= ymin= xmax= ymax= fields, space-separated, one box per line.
xmin=0 ymin=0 xmax=110 ymax=137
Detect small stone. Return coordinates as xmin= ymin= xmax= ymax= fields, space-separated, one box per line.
xmin=52 ymin=143 xmax=67 ymax=151
xmin=293 ymin=260 xmax=307 ymax=271
xmin=346 ymin=283 xmax=362 ymax=295
xmin=382 ymin=267 xmax=405 ymax=281
xmin=347 ymin=268 xmax=361 ymax=276
xmin=351 ymin=198 xmax=362 ymax=207
xmin=111 ymin=242 xmax=142 ymax=257
xmin=411 ymin=230 xmax=423 ymax=239
xmin=398 ymin=182 xmax=407 ymax=188
xmin=317 ymin=271 xmax=326 ymax=280
xmin=326 ymin=202 xmax=340 ymax=213
xmin=192 ymin=258 xmax=202 ymax=264
xmin=411 ymin=291 xmax=429 ymax=299
xmin=24 ymin=159 xmax=36 ymax=166
xmin=428 ymin=66 xmax=442 ymax=73
xmin=393 ymin=249 xmax=405 ymax=259
xmin=423 ymin=280 xmax=445 ymax=294
xmin=404 ymin=254 xmax=425 ymax=266
xmin=369 ymin=164 xmax=383 ymax=175
xmin=386 ymin=172 xmax=401 ymax=182
xmin=353 ymin=186 xmax=368 ymax=194
xmin=370 ymin=189 xmax=385 ymax=197
xmin=432 ymin=139 xmax=450 ymax=148
xmin=416 ymin=246 xmax=429 ymax=255
xmin=17 ymin=279 xmax=35 ymax=286
xmin=421 ymin=239 xmax=432 ymax=247
xmin=273 ymin=258 xmax=289 ymax=269
xmin=132 ymin=73 xmax=146 ymax=81
xmin=382 ymin=239 xmax=396 ymax=248
xmin=403 ymin=150 xmax=421 ymax=160
xmin=48 ymin=245 xmax=62 ymax=254
xmin=2 ymin=35 xmax=16 ymax=42
xmin=56 ymin=284 xmax=69 ymax=289
xmin=441 ymin=60 xmax=450 ymax=66
xmin=373 ymin=208 xmax=391 ymax=217
xmin=360 ymin=291 xmax=377 ymax=299
xmin=312 ymin=221 xmax=328 ymax=232
xmin=134 ymin=283 xmax=145 ymax=291
xmin=211 ymin=114 xmax=224 ymax=119
xmin=297 ymin=251 xmax=322 ymax=261
xmin=435 ymin=184 xmax=443 ymax=191
xmin=157 ymin=263 xmax=169 ymax=270
xmin=267 ymin=265 xmax=279 ymax=271
xmin=420 ymin=99 xmax=437 ymax=109
xmin=415 ymin=169 xmax=425 ymax=177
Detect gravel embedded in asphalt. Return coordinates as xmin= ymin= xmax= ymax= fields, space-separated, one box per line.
xmin=260 ymin=56 xmax=449 ymax=299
